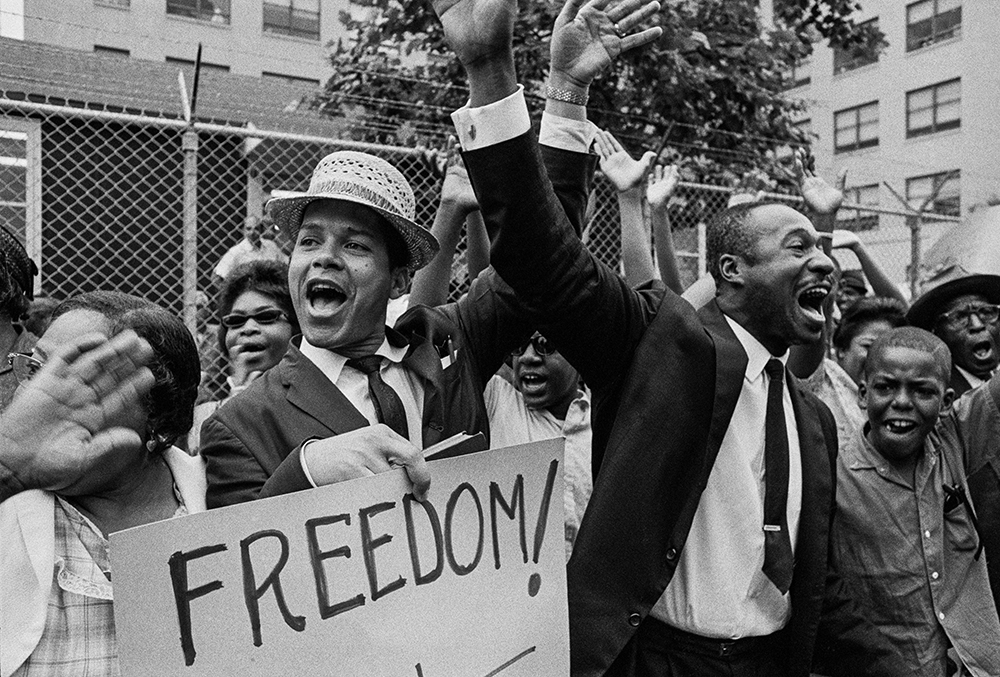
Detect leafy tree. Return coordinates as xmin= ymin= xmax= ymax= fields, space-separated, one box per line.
xmin=313 ymin=0 xmax=884 ymax=189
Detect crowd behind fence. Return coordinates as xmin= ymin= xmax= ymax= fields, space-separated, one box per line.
xmin=0 ymin=95 xmax=960 ymax=392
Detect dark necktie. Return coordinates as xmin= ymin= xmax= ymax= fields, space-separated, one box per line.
xmin=346 ymin=355 xmax=410 ymax=440
xmin=762 ymin=358 xmax=793 ymax=594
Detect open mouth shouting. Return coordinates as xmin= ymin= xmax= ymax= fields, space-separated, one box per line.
xmin=517 ymin=371 xmax=548 ymax=397
xmin=797 ymin=283 xmax=831 ymax=327
xmin=305 ymin=278 xmax=348 ymax=317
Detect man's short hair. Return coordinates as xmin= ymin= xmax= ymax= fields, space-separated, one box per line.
xmin=864 ymin=326 xmax=952 ymax=385
xmin=832 ymin=296 xmax=908 ymax=352
xmin=705 ymin=201 xmax=786 ymax=283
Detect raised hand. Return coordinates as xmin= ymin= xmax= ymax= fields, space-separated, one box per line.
xmin=550 ymin=0 xmax=663 ymax=91
xmin=646 ymin=163 xmax=680 ymax=210
xmin=595 ymin=130 xmax=655 ymax=192
xmin=439 ymin=136 xmax=479 ymax=216
xmin=795 ymin=148 xmax=847 ymax=215
xmin=430 ymin=0 xmax=516 ymax=74
xmin=0 ymin=331 xmax=155 ymax=500
xmin=829 ymin=228 xmax=862 ymax=251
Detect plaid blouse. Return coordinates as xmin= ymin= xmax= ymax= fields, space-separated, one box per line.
xmin=13 ymin=494 xmax=188 ymax=676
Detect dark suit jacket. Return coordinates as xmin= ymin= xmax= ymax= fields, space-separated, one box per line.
xmin=201 ymin=145 xmax=597 ymax=509
xmin=464 ymin=132 xmax=902 ymax=677
xmin=951 ymin=366 xmax=974 ymax=398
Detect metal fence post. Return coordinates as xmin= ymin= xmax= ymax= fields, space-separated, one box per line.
xmin=182 ymin=127 xmax=199 ymax=337
xmin=909 ymin=213 xmax=922 ymax=300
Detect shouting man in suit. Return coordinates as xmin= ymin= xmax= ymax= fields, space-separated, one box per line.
xmin=199 ymin=151 xmax=533 ymax=507
xmin=429 ymin=0 xmax=906 ymax=674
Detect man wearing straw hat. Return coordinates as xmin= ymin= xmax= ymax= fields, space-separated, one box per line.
xmin=199 ymin=149 xmax=581 ymax=508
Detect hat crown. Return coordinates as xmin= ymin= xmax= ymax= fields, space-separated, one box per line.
xmin=308 ymin=151 xmax=415 ymax=222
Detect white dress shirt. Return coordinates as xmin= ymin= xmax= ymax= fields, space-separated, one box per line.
xmin=298 ymin=336 xmax=425 ymax=485
xmin=649 ymin=316 xmax=803 ymax=638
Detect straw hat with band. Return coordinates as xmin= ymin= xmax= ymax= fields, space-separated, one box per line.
xmin=267 ymin=151 xmax=439 ymax=271
xmin=907 ymin=268 xmax=1000 ymax=331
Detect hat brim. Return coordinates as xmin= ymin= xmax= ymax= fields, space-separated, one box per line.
xmin=267 ymin=193 xmax=439 ymax=271
xmin=906 ymin=274 xmax=1000 ymax=329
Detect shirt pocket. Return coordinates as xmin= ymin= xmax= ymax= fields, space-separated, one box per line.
xmin=943 ymin=502 xmax=978 ymax=552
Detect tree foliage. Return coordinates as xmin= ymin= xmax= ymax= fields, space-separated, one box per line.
xmin=313 ymin=0 xmax=885 ymax=187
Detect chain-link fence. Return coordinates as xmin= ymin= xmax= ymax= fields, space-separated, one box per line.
xmin=0 ymin=92 xmax=960 ymax=404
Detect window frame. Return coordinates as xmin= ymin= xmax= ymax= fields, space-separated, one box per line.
xmin=833 ymin=101 xmax=879 ymax=154
xmin=906 ymin=170 xmax=961 ymax=216
xmin=906 ymin=78 xmax=960 ymax=138
xmin=0 ymin=119 xmax=42 ymax=295
xmin=832 ymin=18 xmax=880 ymax=75
xmin=166 ymin=0 xmax=231 ymax=25
xmin=837 ymin=184 xmax=880 ymax=231
xmin=262 ymin=1 xmax=321 ymax=41
xmin=906 ymin=0 xmax=961 ymax=52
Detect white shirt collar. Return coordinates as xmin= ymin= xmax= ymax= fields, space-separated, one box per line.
xmin=299 ymin=332 xmax=409 ymax=383
xmin=722 ymin=315 xmax=788 ymax=383
xmin=956 ymin=365 xmax=988 ymax=390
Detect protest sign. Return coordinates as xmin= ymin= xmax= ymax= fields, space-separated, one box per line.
xmin=111 ymin=439 xmax=568 ymax=677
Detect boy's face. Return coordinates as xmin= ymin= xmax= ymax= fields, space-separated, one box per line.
xmin=859 ymin=346 xmax=954 ymax=464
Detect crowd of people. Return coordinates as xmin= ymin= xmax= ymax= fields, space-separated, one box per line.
xmin=1 ymin=0 xmax=1000 ymax=675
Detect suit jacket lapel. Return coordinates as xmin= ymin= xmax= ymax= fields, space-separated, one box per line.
xmin=698 ymin=301 xmax=748 ymax=470
xmin=282 ymin=342 xmax=369 ymax=434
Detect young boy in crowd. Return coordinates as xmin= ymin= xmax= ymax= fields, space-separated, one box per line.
xmin=828 ymin=326 xmax=1000 ymax=676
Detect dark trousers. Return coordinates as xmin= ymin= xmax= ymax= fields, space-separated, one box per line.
xmin=633 ymin=616 xmax=784 ymax=677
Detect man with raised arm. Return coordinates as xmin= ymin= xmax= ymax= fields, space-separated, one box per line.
xmin=430 ymin=0 xmax=905 ymax=674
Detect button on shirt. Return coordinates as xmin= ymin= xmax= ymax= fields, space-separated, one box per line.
xmin=298 ymin=337 xmax=425 ymax=483
xmin=650 ymin=316 xmax=802 ymax=639
xmin=833 ymin=427 xmax=1000 ymax=676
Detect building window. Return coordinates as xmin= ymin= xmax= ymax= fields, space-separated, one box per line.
xmin=263 ymin=0 xmax=320 ymax=40
xmin=906 ymin=78 xmax=960 ymax=138
xmin=262 ymin=71 xmax=321 ymax=87
xmin=166 ymin=56 xmax=231 ymax=73
xmin=95 ymin=0 xmax=130 ymax=7
xmin=833 ymin=19 xmax=879 ymax=74
xmin=834 ymin=102 xmax=878 ymax=153
xmin=94 ymin=45 xmax=130 ymax=58
xmin=907 ymin=0 xmax=961 ymax=51
xmin=907 ymin=170 xmax=960 ymax=216
xmin=838 ymin=184 xmax=880 ymax=231
xmin=166 ymin=0 xmax=231 ymax=25
xmin=0 ymin=120 xmax=42 ymax=292
xmin=785 ymin=57 xmax=811 ymax=89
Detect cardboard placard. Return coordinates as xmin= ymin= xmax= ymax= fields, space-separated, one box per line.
xmin=110 ymin=439 xmax=568 ymax=677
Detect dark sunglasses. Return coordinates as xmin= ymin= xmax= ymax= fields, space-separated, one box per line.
xmin=221 ymin=308 xmax=287 ymax=329
xmin=512 ymin=334 xmax=556 ymax=357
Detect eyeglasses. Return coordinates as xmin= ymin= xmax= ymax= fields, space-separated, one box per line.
xmin=512 ymin=334 xmax=556 ymax=357
xmin=221 ymin=308 xmax=287 ymax=329
xmin=7 ymin=352 xmax=44 ymax=384
xmin=937 ymin=303 xmax=1000 ymax=329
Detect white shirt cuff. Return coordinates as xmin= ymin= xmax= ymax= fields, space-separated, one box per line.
xmin=299 ymin=439 xmax=320 ymax=488
xmin=451 ymin=85 xmax=530 ymax=151
xmin=539 ymin=112 xmax=598 ymax=153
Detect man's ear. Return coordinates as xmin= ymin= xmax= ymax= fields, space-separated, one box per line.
xmin=389 ymin=267 xmax=411 ymax=300
xmin=941 ymin=387 xmax=956 ymax=410
xmin=857 ymin=380 xmax=868 ymax=410
xmin=718 ymin=254 xmax=746 ymax=287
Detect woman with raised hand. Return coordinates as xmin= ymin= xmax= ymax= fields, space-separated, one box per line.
xmin=1 ymin=291 xmax=203 ymax=677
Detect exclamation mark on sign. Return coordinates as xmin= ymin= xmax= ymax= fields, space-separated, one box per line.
xmin=528 ymin=458 xmax=559 ymax=597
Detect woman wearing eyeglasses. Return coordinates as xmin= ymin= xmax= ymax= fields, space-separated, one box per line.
xmin=188 ymin=260 xmax=299 ymax=451
xmin=1 ymin=291 xmax=204 ymax=677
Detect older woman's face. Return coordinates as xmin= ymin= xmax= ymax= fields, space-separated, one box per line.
xmin=29 ymin=310 xmax=151 ymax=492
xmin=224 ymin=290 xmax=293 ymax=373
